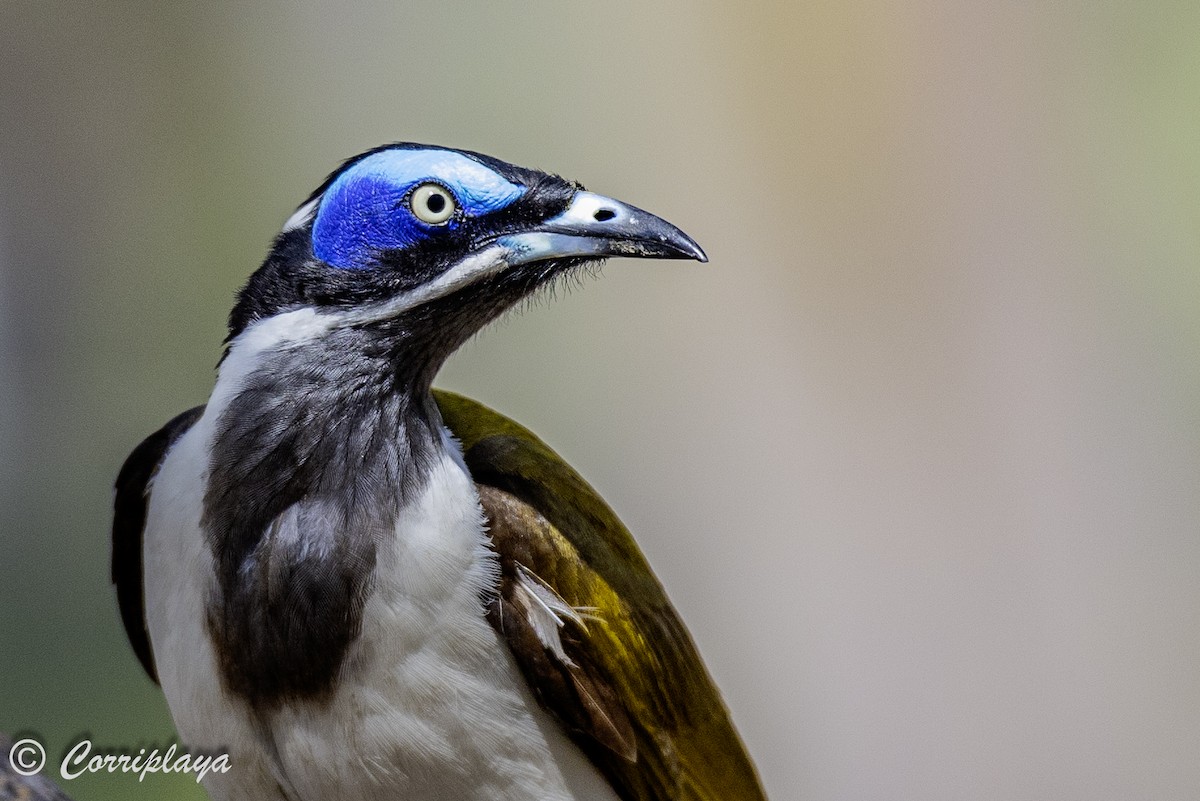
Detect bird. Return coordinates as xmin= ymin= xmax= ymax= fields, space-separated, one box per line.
xmin=112 ymin=143 xmax=767 ymax=801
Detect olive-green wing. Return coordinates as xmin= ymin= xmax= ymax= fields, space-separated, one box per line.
xmin=434 ymin=390 xmax=767 ymax=801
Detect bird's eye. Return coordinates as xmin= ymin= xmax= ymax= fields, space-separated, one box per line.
xmin=410 ymin=183 xmax=457 ymax=225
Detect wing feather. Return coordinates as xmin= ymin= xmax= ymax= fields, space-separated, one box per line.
xmin=436 ymin=390 xmax=767 ymax=801
xmin=111 ymin=405 xmax=205 ymax=684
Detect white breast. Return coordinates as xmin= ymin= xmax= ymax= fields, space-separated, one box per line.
xmin=264 ymin=447 xmax=618 ymax=801
xmin=142 ymin=312 xmax=619 ymax=801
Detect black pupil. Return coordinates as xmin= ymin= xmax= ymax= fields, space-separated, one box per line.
xmin=426 ymin=192 xmax=446 ymax=214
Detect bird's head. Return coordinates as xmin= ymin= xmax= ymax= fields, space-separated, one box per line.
xmin=227 ymin=143 xmax=705 ymax=387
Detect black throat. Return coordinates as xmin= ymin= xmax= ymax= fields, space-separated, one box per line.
xmin=203 ymin=230 xmax=580 ymax=708
xmin=201 ymin=320 xmax=449 ymax=710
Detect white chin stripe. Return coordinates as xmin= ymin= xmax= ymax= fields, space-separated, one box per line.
xmin=337 ymin=243 xmax=514 ymax=326
xmin=232 ymin=245 xmax=516 ymax=341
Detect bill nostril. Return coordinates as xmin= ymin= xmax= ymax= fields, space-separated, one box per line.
xmin=593 ymin=208 xmax=616 ymax=222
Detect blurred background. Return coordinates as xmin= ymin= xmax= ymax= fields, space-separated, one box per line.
xmin=2 ymin=1 xmax=1198 ymax=799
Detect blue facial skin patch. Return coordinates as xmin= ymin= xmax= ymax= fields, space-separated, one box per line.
xmin=312 ymin=148 xmax=526 ymax=270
